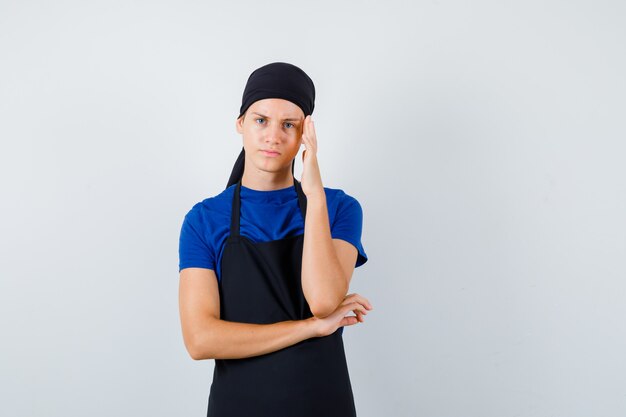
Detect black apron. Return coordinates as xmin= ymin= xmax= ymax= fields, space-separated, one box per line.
xmin=207 ymin=176 xmax=357 ymax=417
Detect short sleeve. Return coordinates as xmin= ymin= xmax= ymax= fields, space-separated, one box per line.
xmin=331 ymin=192 xmax=369 ymax=268
xmin=178 ymin=206 xmax=216 ymax=273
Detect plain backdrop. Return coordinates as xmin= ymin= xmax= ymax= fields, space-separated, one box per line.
xmin=1 ymin=1 xmax=625 ymax=416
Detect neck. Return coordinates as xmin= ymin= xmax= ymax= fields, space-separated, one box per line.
xmin=241 ymin=164 xmax=294 ymax=191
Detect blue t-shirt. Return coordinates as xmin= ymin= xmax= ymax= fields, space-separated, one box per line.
xmin=179 ymin=183 xmax=368 ymax=283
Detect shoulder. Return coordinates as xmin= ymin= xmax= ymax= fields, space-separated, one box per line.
xmin=323 ymin=185 xmax=368 ymax=268
xmin=322 ymin=186 xmax=363 ymax=213
xmin=321 ymin=185 xmax=364 ymax=230
xmin=183 ymin=185 xmax=235 ymax=225
xmin=323 ymin=185 xmax=358 ymax=202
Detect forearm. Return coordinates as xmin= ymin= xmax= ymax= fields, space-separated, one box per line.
xmin=301 ymin=192 xmax=348 ymax=317
xmin=191 ymin=317 xmax=319 ymax=360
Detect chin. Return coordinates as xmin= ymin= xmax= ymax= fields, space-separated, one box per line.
xmin=256 ymin=161 xmax=294 ymax=173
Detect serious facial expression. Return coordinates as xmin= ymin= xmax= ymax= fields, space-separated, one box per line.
xmin=236 ymin=98 xmax=305 ymax=174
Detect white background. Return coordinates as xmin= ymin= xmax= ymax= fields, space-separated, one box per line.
xmin=1 ymin=1 xmax=625 ymax=416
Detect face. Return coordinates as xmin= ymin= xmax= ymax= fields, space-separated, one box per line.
xmin=235 ymin=98 xmax=305 ymax=175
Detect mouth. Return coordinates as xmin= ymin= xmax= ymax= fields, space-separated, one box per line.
xmin=261 ymin=150 xmax=281 ymax=157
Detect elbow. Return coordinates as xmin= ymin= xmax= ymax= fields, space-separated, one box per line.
xmin=187 ymin=344 xmax=207 ymax=361
xmin=309 ymin=300 xmax=338 ymax=319
xmin=188 ymin=339 xmax=216 ymax=361
xmin=186 ymin=338 xmax=207 ymax=360
xmin=185 ymin=325 xmax=218 ymax=361
xmin=308 ymin=286 xmax=348 ymax=319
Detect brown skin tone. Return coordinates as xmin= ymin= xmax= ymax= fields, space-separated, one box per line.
xmin=178 ymin=98 xmax=372 ymax=360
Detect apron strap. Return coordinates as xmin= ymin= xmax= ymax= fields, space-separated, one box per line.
xmin=230 ymin=179 xmax=242 ymax=237
xmin=294 ymin=178 xmax=307 ymax=222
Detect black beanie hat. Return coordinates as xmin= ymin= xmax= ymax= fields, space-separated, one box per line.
xmin=226 ymin=62 xmax=316 ymax=189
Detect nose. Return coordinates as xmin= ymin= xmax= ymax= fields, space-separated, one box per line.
xmin=264 ymin=122 xmax=284 ymax=144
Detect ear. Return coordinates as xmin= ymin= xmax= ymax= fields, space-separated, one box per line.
xmin=235 ymin=116 xmax=244 ymax=134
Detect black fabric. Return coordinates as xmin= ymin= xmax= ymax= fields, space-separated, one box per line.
xmin=226 ymin=62 xmax=316 ymax=189
xmin=238 ymin=62 xmax=316 ymax=120
xmin=206 ymin=176 xmax=357 ymax=417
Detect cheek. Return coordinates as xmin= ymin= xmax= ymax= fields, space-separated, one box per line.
xmin=283 ymin=139 xmax=298 ymax=154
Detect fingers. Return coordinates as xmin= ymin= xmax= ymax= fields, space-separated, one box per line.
xmin=307 ymin=117 xmax=316 ymax=146
xmin=354 ymin=309 xmax=364 ymax=323
xmin=343 ymin=302 xmax=365 ymax=325
xmin=302 ymin=116 xmax=317 ymax=153
xmin=342 ymin=293 xmax=374 ymax=311
xmin=341 ymin=316 xmax=359 ymax=327
xmin=343 ymin=302 xmax=368 ymax=319
xmin=321 ymin=293 xmax=373 ymax=334
xmin=301 ymin=135 xmax=312 ymax=157
xmin=341 ymin=293 xmax=373 ymax=324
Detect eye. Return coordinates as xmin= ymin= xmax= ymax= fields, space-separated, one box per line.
xmin=284 ymin=122 xmax=294 ymax=128
xmin=255 ymin=118 xmax=265 ymax=124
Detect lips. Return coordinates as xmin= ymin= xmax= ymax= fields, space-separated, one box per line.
xmin=261 ymin=149 xmax=280 ymax=156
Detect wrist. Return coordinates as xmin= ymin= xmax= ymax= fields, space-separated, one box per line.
xmin=305 ymin=190 xmax=326 ymax=203
xmin=303 ymin=316 xmax=321 ymax=338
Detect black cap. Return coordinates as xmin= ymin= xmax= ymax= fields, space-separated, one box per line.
xmin=238 ymin=62 xmax=315 ymax=119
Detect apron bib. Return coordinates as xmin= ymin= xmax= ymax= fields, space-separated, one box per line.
xmin=207 ymin=177 xmax=357 ymax=417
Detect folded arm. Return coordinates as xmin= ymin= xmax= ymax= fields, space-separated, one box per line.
xmin=301 ymin=192 xmax=358 ymax=318
xmin=179 ymin=267 xmax=319 ymax=360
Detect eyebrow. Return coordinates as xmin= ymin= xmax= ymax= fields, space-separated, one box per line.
xmin=251 ymin=112 xmax=302 ymax=122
